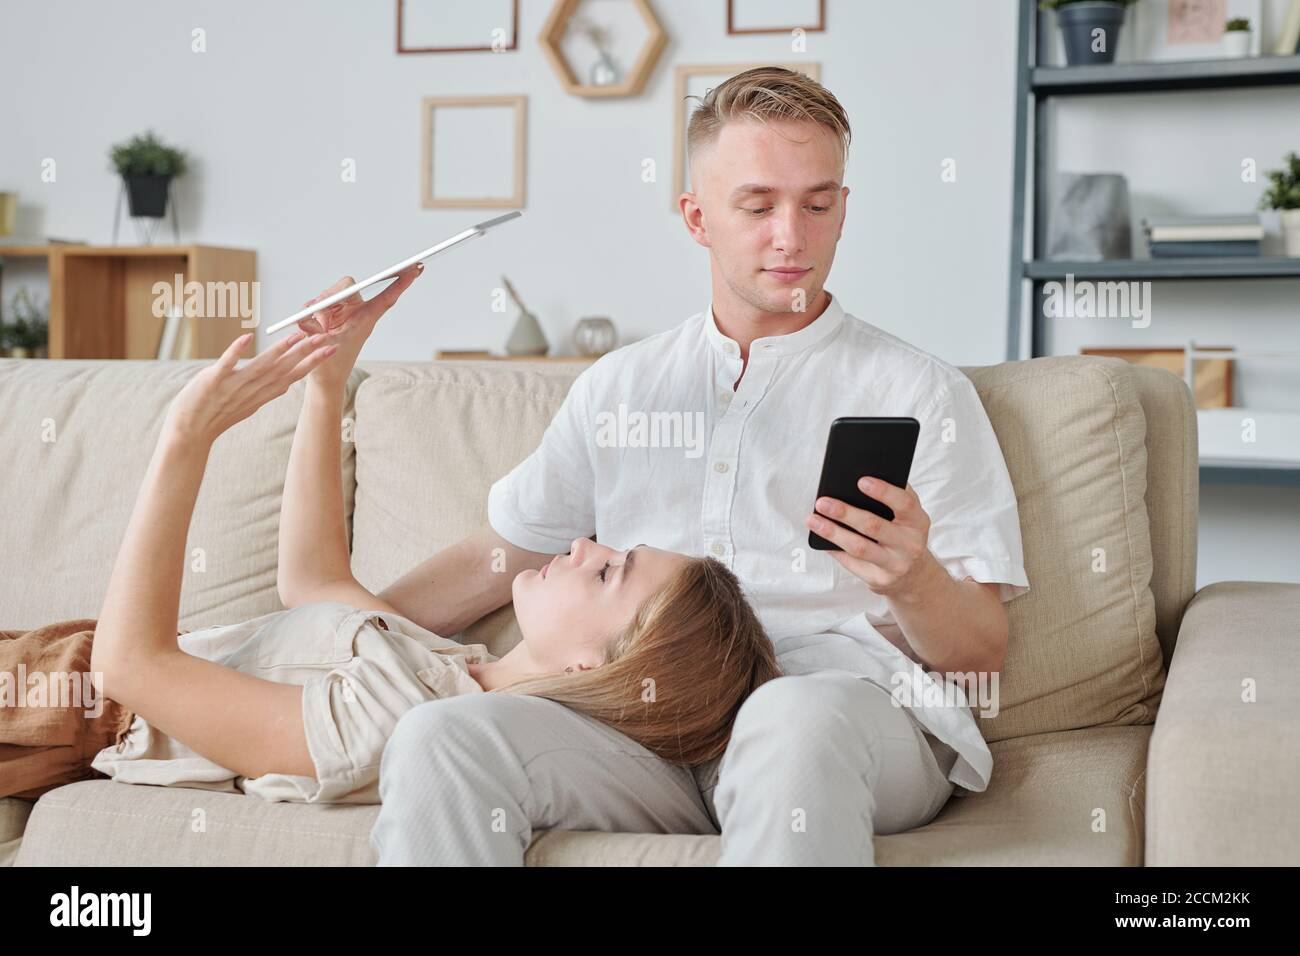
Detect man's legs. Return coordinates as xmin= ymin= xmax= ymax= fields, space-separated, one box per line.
xmin=370 ymin=691 xmax=717 ymax=865
xmin=694 ymin=671 xmax=957 ymax=866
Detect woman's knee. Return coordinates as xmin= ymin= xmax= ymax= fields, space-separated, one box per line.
xmin=381 ymin=692 xmax=557 ymax=777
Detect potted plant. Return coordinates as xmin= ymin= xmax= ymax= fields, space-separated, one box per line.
xmin=1040 ymin=0 xmax=1139 ymax=66
xmin=1260 ymin=151 xmax=1300 ymax=257
xmin=2 ymin=288 xmax=49 ymax=359
xmin=109 ymin=130 xmax=187 ymax=218
xmin=1222 ymin=17 xmax=1252 ymax=57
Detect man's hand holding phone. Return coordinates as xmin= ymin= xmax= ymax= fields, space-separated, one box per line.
xmin=805 ymin=477 xmax=937 ymax=600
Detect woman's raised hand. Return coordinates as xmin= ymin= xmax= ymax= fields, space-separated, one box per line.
xmin=296 ymin=261 xmax=425 ymax=391
xmin=163 ymin=330 xmax=339 ymax=446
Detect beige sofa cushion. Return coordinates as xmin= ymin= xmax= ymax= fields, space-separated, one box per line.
xmin=963 ymin=357 xmax=1165 ymax=743
xmin=14 ymin=724 xmax=1147 ymax=866
xmin=351 ymin=356 xmax=1166 ymax=740
xmin=0 ymin=359 xmax=363 ymax=632
xmin=1128 ymin=365 xmax=1198 ymax=664
xmin=349 ymin=362 xmax=587 ymax=654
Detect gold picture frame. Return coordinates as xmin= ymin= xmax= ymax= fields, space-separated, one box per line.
xmin=420 ymin=95 xmax=527 ymax=209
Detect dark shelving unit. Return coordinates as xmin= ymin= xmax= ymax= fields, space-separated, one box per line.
xmin=1006 ymin=0 xmax=1300 ymax=487
xmin=1031 ymin=51 xmax=1300 ymax=94
xmin=1026 ymin=256 xmax=1300 ymax=281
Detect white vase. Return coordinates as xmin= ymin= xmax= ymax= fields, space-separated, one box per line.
xmin=504 ymin=309 xmax=549 ymax=356
xmin=1221 ymin=31 xmax=1251 ymax=57
xmin=1282 ymin=209 xmax=1300 ymax=257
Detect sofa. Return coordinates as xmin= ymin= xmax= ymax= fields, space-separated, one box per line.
xmin=2 ymin=352 xmax=1297 ymax=866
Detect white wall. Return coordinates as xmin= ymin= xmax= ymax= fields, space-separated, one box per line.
xmin=1 ymin=0 xmax=1295 ymax=588
xmin=0 ymin=0 xmax=1018 ymax=359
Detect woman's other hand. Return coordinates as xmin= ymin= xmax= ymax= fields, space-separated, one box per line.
xmin=296 ymin=262 xmax=424 ymax=391
xmin=164 ymin=330 xmax=339 ymax=445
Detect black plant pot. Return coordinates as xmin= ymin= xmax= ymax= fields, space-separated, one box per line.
xmin=1057 ymin=1 xmax=1127 ymax=66
xmin=124 ymin=174 xmax=171 ymax=218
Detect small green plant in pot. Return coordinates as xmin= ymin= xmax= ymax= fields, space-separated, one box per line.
xmin=1222 ymin=17 xmax=1252 ymax=57
xmin=1259 ymin=151 xmax=1300 ymax=257
xmin=2 ymin=287 xmax=50 ymax=359
xmin=109 ymin=130 xmax=188 ymax=218
xmin=1040 ymin=0 xmax=1140 ymax=66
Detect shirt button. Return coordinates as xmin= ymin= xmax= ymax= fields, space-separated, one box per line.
xmin=714 ymin=461 xmax=729 ymax=473
xmin=710 ymin=541 xmax=725 ymax=556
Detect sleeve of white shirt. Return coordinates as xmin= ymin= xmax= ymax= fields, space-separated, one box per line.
xmin=909 ymin=377 xmax=1031 ymax=603
xmin=486 ymin=369 xmax=597 ymax=554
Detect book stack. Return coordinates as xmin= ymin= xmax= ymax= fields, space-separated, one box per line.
xmin=1144 ymin=214 xmax=1263 ymax=258
xmin=155 ymin=308 xmax=192 ymax=360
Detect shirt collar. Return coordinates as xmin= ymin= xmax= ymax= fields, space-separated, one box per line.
xmin=703 ymin=290 xmax=846 ymax=359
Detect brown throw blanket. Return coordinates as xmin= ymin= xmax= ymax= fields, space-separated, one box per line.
xmin=0 ymin=619 xmax=138 ymax=801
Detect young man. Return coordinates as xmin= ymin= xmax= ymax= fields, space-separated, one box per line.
xmin=363 ymin=67 xmax=1029 ymax=865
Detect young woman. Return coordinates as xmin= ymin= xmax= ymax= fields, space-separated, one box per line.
xmin=1 ymin=264 xmax=780 ymax=804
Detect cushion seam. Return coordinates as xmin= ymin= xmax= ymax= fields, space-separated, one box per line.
xmin=1101 ymin=365 xmax=1153 ymax=703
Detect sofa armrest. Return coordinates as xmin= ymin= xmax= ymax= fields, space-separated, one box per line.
xmin=1146 ymin=581 xmax=1300 ymax=866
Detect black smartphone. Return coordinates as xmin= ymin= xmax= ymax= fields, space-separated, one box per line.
xmin=808 ymin=417 xmax=921 ymax=551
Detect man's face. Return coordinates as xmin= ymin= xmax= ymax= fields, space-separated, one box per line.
xmin=684 ymin=117 xmax=848 ymax=316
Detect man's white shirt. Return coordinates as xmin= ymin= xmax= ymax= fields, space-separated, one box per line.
xmin=488 ymin=291 xmax=1030 ymax=792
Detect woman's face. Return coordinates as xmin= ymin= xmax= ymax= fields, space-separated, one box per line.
xmin=512 ymin=538 xmax=687 ymax=673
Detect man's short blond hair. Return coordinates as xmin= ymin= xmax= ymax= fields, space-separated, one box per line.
xmin=686 ymin=66 xmax=852 ymax=171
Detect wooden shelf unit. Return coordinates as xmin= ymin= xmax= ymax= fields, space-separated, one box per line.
xmin=434 ymin=349 xmax=596 ymax=363
xmin=0 ymin=244 xmax=256 ymax=359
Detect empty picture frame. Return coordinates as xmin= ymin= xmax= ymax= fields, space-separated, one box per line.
xmin=727 ymin=0 xmax=825 ymax=35
xmin=397 ymin=0 xmax=519 ymax=53
xmin=420 ymin=95 xmax=527 ymax=209
xmin=671 ymin=62 xmax=821 ymax=212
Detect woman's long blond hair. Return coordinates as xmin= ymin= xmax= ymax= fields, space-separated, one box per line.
xmin=495 ymin=556 xmax=780 ymax=766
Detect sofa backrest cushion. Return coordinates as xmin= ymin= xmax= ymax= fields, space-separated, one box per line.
xmin=960 ymin=356 xmax=1166 ymax=741
xmin=0 ymin=359 xmax=363 ymax=631
xmin=349 ymin=362 xmax=584 ymax=655
xmin=350 ymin=355 xmax=1170 ymax=740
xmin=1128 ymin=364 xmax=1198 ymax=665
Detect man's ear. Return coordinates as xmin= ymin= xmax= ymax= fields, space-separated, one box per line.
xmin=681 ymin=193 xmax=711 ymax=248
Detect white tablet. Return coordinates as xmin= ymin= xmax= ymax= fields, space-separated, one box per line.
xmin=264 ymin=210 xmax=522 ymax=335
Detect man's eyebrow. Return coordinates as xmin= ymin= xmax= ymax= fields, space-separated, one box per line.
xmin=619 ymin=543 xmax=645 ymax=587
xmin=729 ymin=180 xmax=840 ymax=199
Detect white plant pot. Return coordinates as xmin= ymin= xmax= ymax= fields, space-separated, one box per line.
xmin=1221 ymin=31 xmax=1251 ymax=57
xmin=1282 ymin=209 xmax=1300 ymax=258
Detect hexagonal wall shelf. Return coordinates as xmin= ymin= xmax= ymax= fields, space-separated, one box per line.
xmin=539 ymin=0 xmax=667 ymax=98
